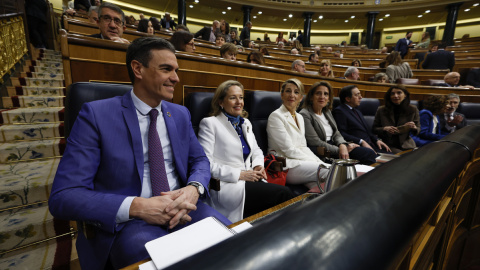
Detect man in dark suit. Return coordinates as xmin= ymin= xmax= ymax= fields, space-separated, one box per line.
xmin=194 ymin=20 xmax=220 ymax=42
xmin=439 ymin=93 xmax=467 ymax=134
xmin=434 ymin=72 xmax=474 ymax=89
xmin=394 ymin=31 xmax=413 ymax=58
xmin=88 ymin=2 xmax=130 ymax=44
xmin=25 ymin=0 xmax=48 ymax=49
xmin=160 ymin=12 xmax=177 ymax=30
xmin=240 ymin=21 xmax=252 ymax=41
xmin=333 ymin=85 xmax=391 ymax=153
xmin=422 ymin=43 xmax=455 ymax=71
xmin=49 ymin=37 xmax=230 ymax=270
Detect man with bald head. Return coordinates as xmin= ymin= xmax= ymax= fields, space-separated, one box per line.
xmin=194 ymin=20 xmax=220 ymax=42
xmin=291 ymin=60 xmax=305 ymax=73
xmin=344 ymin=67 xmax=360 ymax=81
xmin=435 ymin=72 xmax=474 ymax=90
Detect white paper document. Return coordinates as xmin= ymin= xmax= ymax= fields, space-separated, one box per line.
xmin=145 ymin=217 xmax=251 ymax=269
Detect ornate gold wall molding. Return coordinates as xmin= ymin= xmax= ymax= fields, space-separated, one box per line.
xmin=0 ymin=15 xmax=28 ymax=83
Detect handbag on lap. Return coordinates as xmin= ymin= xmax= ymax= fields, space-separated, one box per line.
xmin=264 ymin=154 xmax=288 ymax=186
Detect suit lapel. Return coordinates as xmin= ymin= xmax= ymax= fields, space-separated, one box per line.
xmin=121 ymin=93 xmax=144 ymax=183
xmin=309 ymin=108 xmax=327 ymax=141
xmin=162 ymin=102 xmax=186 ymax=183
xmin=281 ymin=105 xmax=300 ymax=131
xmin=218 ymin=113 xmax=240 ymax=140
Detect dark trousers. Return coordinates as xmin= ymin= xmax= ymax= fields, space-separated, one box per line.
xmin=243 ymin=181 xmax=294 ymax=218
xmin=27 ymin=16 xmax=47 ymax=49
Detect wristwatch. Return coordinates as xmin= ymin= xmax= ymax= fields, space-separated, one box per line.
xmin=188 ymin=182 xmax=205 ymax=198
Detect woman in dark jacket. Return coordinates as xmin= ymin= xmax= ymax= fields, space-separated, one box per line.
xmin=372 ymin=85 xmax=420 ymax=153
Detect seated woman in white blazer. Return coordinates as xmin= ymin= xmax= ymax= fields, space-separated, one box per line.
xmin=198 ymin=80 xmax=294 ymax=222
xmin=267 ymin=78 xmax=329 ymax=189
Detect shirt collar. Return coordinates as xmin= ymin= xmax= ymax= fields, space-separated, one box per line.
xmin=131 ymin=90 xmax=162 ymax=116
xmin=345 ymin=104 xmax=353 ymax=110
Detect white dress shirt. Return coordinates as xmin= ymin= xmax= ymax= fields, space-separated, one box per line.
xmin=115 ymin=90 xmax=181 ymax=223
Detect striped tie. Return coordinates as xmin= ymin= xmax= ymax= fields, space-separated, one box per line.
xmin=148 ymin=109 xmax=170 ymax=196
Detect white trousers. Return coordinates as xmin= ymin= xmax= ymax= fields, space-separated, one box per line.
xmin=286 ymin=161 xmax=329 ymax=189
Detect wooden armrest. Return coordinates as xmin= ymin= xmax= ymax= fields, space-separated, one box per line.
xmin=209 ymin=178 xmax=221 ymax=191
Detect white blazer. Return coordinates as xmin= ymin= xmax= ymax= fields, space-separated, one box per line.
xmin=267 ymin=104 xmax=322 ymax=169
xmin=198 ymin=114 xmax=264 ymax=222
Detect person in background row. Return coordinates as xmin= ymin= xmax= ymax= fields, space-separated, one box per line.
xmin=343 ymin=67 xmax=360 ymax=81
xmin=319 ymin=59 xmax=334 ymax=78
xmin=412 ymin=95 xmax=448 ymax=147
xmin=307 ymin=53 xmax=319 ymax=64
xmin=259 ymin=46 xmax=270 ymax=56
xmin=422 ymin=42 xmax=455 ymax=71
xmin=385 ymin=51 xmax=413 ymax=83
xmin=219 ymin=20 xmax=232 ymax=43
xmin=416 ymin=32 xmax=431 ymax=48
xmin=170 ymin=30 xmax=195 ymax=53
xmin=74 ymin=0 xmax=91 ymax=12
xmin=230 ymin=29 xmax=240 ymax=45
xmin=176 ymin=24 xmax=189 ymax=32
xmin=195 ymin=20 xmax=219 ymax=42
xmin=235 ymin=45 xmax=244 ymax=52
xmin=293 ymin=40 xmax=303 ymax=55
xmin=290 ymin=48 xmax=299 ymax=55
xmin=394 ymin=31 xmax=413 ymax=58
xmin=351 ymin=59 xmax=362 ymax=67
xmin=277 ymin=41 xmax=285 ymax=49
xmin=373 ymin=73 xmax=389 ymax=83
xmin=88 ymin=6 xmax=99 ymax=23
xmin=326 ymin=47 xmax=333 ymax=53
xmin=239 ymin=21 xmax=252 ymax=41
xmin=372 ymin=85 xmax=420 ymax=153
xmin=89 ymin=2 xmax=130 ymax=44
xmin=243 ymin=39 xmax=254 ymax=49
xmin=314 ymin=46 xmax=322 ymax=57
xmin=247 ymin=51 xmax=265 ymax=65
xmin=160 ymin=12 xmax=176 ymax=31
xmin=439 ymin=93 xmax=466 ymax=134
xmin=380 ymin=47 xmax=388 ymax=54
xmin=198 ymin=80 xmax=294 ymax=222
xmin=147 ymin=21 xmax=154 ymax=35
xmin=291 ymin=60 xmax=306 ymax=73
xmin=340 ymin=41 xmax=347 ymax=46
xmin=296 ymin=30 xmax=303 ymax=44
xmin=220 ymin=43 xmax=237 ymax=60
xmin=435 ymin=72 xmax=474 ymax=90
xmin=215 ymin=34 xmax=226 ymax=47
xmin=333 ymin=51 xmax=342 ymax=58
xmin=466 ymin=68 xmax=480 ymax=88
xmin=300 ymin=81 xmax=377 ymax=165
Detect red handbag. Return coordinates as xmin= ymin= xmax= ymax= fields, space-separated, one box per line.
xmin=264 ymin=154 xmax=288 ymax=186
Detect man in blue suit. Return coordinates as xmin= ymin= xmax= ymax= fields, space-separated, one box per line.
xmin=49 ymin=37 xmax=230 ymax=269
xmin=394 ymin=31 xmax=413 ymax=58
xmin=333 ymin=85 xmax=391 ymax=153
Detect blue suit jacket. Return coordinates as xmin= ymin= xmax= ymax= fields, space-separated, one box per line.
xmin=422 ymin=50 xmax=455 ymax=71
xmin=411 ymin=109 xmax=447 ymax=146
xmin=332 ymin=104 xmax=379 ymax=146
xmin=49 ymin=91 xmax=211 ymax=269
xmin=394 ymin=38 xmax=411 ymax=58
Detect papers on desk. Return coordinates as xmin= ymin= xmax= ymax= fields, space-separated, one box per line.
xmin=375 ymin=153 xmax=400 ymax=163
xmin=144 ymin=217 xmax=252 ymax=270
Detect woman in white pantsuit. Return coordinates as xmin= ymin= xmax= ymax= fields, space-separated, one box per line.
xmin=198 ymin=80 xmax=293 ymax=222
xmin=267 ymin=78 xmax=329 ymax=189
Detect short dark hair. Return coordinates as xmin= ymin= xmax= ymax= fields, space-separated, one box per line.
xmin=169 ymin=30 xmax=193 ymax=51
xmin=304 ymin=81 xmax=333 ymax=111
xmin=99 ymin=2 xmax=125 ymax=24
xmin=437 ymin=42 xmax=447 ymax=49
xmin=126 ymin=37 xmax=175 ymax=84
xmin=309 ymin=53 xmax=316 ymax=61
xmin=406 ymin=31 xmax=413 ymax=35
xmin=247 ymin=51 xmax=265 ymax=65
xmin=339 ymin=85 xmax=357 ymax=104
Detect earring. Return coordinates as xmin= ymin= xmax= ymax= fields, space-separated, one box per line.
xmin=220 ymin=105 xmax=224 ymax=110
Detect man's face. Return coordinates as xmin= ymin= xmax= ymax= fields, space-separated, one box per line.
xmin=348 ymin=69 xmax=360 ymax=80
xmin=346 ymin=87 xmax=362 ymax=107
xmin=215 ymin=37 xmax=225 ymax=46
xmin=88 ymin=10 xmax=98 ymax=24
xmin=445 ymin=72 xmax=460 ymax=86
xmin=445 ymin=98 xmax=459 ymax=114
xmin=97 ymin=8 xmax=126 ymax=40
xmin=134 ymin=49 xmax=179 ymax=107
xmin=406 ymin=32 xmax=412 ymax=39
xmin=294 ymin=61 xmax=305 ymax=73
xmin=248 ymin=23 xmax=252 ymax=29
